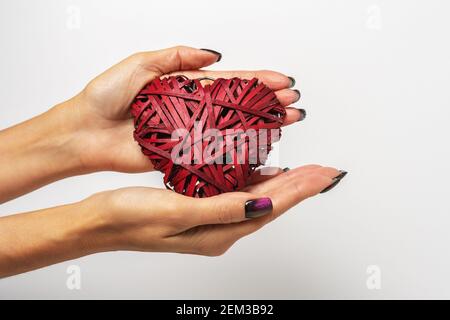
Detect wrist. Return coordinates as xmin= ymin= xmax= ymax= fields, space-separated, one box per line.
xmin=75 ymin=192 xmax=123 ymax=253
xmin=0 ymin=98 xmax=90 ymax=202
xmin=48 ymin=97 xmax=92 ymax=175
xmin=16 ymin=97 xmax=91 ymax=177
xmin=0 ymin=197 xmax=119 ymax=277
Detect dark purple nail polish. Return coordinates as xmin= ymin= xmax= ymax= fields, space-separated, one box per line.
xmin=283 ymin=167 xmax=290 ymax=172
xmin=245 ymin=197 xmax=273 ymax=218
xmin=200 ymin=48 xmax=222 ymax=62
xmin=296 ymin=108 xmax=306 ymax=121
xmin=288 ymin=76 xmax=296 ymax=88
xmin=293 ymin=89 xmax=301 ymax=102
xmin=320 ymin=170 xmax=348 ymax=194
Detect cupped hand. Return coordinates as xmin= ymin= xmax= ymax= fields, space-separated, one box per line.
xmin=87 ymin=165 xmax=345 ymax=256
xmin=67 ymin=46 xmax=304 ymax=173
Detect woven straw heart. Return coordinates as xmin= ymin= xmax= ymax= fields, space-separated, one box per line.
xmin=131 ymin=76 xmax=285 ymax=198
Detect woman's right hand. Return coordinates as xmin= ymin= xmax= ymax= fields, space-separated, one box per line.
xmin=87 ymin=165 xmax=346 ymax=256
xmin=0 ymin=164 xmax=346 ymax=278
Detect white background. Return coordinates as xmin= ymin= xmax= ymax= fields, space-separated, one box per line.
xmin=1 ymin=0 xmax=449 ymax=299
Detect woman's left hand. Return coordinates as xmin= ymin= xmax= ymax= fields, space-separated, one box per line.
xmin=0 ymin=45 xmax=303 ymax=203
xmin=68 ymin=46 xmax=304 ymax=173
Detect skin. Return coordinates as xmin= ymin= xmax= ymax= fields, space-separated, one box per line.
xmin=0 ymin=46 xmax=341 ymax=278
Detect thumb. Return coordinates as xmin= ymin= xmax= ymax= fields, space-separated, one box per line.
xmin=187 ymin=192 xmax=273 ymax=226
xmin=135 ymin=46 xmax=221 ymax=75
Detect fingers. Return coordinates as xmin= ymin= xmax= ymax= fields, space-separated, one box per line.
xmin=184 ymin=191 xmax=273 ymax=226
xmin=186 ymin=165 xmax=339 ymax=227
xmin=275 ymin=88 xmax=301 ymax=106
xmin=84 ymin=46 xmax=222 ymax=109
xmin=269 ymin=168 xmax=340 ymax=216
xmin=245 ymin=167 xmax=285 ymax=186
xmin=165 ymin=165 xmax=346 ymax=257
xmin=171 ymin=69 xmax=305 ymax=126
xmin=169 ymin=165 xmax=346 ymax=256
xmin=245 ymin=164 xmax=323 ymax=194
xmin=221 ymin=166 xmax=342 ymax=237
xmin=131 ymin=46 xmax=221 ymax=75
xmin=171 ymin=69 xmax=293 ymax=91
xmin=283 ymin=108 xmax=306 ymax=126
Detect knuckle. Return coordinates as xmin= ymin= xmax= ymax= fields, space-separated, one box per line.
xmin=83 ymin=78 xmax=104 ymax=99
xmin=171 ymin=45 xmax=187 ymax=51
xmin=317 ymin=166 xmax=339 ymax=177
xmin=256 ymin=69 xmax=271 ymax=77
xmin=291 ymin=173 xmax=320 ymax=197
xmin=229 ymin=71 xmax=239 ymax=78
xmin=304 ymin=173 xmax=325 ymax=185
xmin=283 ymin=168 xmax=295 ymax=179
xmin=212 ymin=200 xmax=233 ymax=224
xmin=302 ymin=164 xmax=322 ymax=171
xmin=167 ymin=47 xmax=183 ymax=68
xmin=303 ymin=173 xmax=327 ymax=196
xmin=129 ymin=52 xmax=146 ymax=64
xmin=291 ymin=177 xmax=305 ymax=195
xmin=165 ymin=197 xmax=193 ymax=226
xmin=248 ymin=71 xmax=258 ymax=78
xmin=82 ymin=82 xmax=96 ymax=100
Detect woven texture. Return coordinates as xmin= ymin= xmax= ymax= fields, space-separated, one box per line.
xmin=131 ymin=76 xmax=285 ymax=197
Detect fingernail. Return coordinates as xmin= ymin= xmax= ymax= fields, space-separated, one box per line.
xmin=296 ymin=108 xmax=306 ymax=121
xmin=320 ymin=170 xmax=348 ymax=194
xmin=200 ymin=48 xmax=222 ymax=62
xmin=288 ymin=76 xmax=296 ymax=88
xmin=245 ymin=197 xmax=273 ymax=219
xmin=283 ymin=167 xmax=290 ymax=172
xmin=293 ymin=89 xmax=301 ymax=103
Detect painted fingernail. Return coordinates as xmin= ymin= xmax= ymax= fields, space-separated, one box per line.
xmin=288 ymin=76 xmax=296 ymax=88
xmin=293 ymin=89 xmax=301 ymax=103
xmin=245 ymin=197 xmax=273 ymax=219
xmin=320 ymin=170 xmax=348 ymax=194
xmin=283 ymin=167 xmax=290 ymax=172
xmin=200 ymin=48 xmax=222 ymax=62
xmin=296 ymin=108 xmax=306 ymax=121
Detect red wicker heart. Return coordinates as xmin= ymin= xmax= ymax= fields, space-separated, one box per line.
xmin=131 ymin=76 xmax=285 ymax=198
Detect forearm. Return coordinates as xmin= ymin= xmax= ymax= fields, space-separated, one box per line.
xmin=0 ymin=196 xmax=113 ymax=278
xmin=0 ymin=100 xmax=86 ymax=203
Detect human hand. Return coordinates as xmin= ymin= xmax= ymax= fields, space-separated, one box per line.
xmin=67 ymin=46 xmax=304 ymax=173
xmin=0 ymin=165 xmax=346 ymax=277
xmin=86 ymin=165 xmax=345 ymax=256
xmin=0 ymin=45 xmax=304 ymax=204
